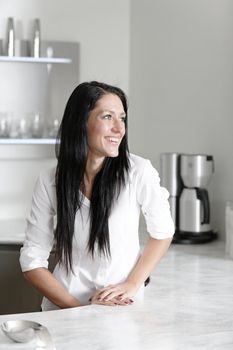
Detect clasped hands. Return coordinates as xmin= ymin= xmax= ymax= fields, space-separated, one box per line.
xmin=89 ymin=281 xmax=138 ymax=306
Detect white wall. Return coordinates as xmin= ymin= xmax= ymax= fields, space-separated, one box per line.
xmin=130 ymin=0 xmax=233 ymax=238
xmin=0 ymin=0 xmax=130 ymax=92
xmin=0 ymin=0 xmax=130 ymax=220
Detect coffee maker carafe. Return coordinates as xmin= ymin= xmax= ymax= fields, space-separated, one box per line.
xmin=160 ymin=153 xmax=217 ymax=244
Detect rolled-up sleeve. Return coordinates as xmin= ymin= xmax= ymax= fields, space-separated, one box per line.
xmin=20 ymin=170 xmax=56 ymax=272
xmin=137 ymin=160 xmax=175 ymax=239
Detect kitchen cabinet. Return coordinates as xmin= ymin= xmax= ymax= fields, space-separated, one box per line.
xmin=0 ymin=220 xmax=56 ymax=315
xmin=0 ymin=244 xmax=41 ymax=314
xmin=0 ymin=244 xmax=56 ymax=314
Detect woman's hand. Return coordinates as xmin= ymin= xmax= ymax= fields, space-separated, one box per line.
xmin=91 ymin=281 xmax=138 ymax=305
xmin=90 ymin=291 xmax=133 ymax=306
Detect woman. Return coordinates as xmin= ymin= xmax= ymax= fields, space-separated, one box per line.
xmin=20 ymin=81 xmax=174 ymax=310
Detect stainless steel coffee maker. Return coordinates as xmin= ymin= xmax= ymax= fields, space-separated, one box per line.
xmin=160 ymin=153 xmax=217 ymax=243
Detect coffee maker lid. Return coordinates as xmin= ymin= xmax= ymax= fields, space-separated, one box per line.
xmin=180 ymin=153 xmax=214 ymax=188
xmin=181 ymin=153 xmax=213 ymax=159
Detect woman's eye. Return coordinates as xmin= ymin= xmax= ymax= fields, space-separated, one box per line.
xmin=102 ymin=114 xmax=112 ymax=120
xmin=121 ymin=116 xmax=126 ymax=122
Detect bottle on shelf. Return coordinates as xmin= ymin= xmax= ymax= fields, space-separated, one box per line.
xmin=31 ymin=18 xmax=41 ymax=58
xmin=5 ymin=17 xmax=15 ymax=57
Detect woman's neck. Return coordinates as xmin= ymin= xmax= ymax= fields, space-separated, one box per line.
xmin=83 ymin=154 xmax=105 ymax=199
xmin=85 ymin=155 xmax=104 ymax=182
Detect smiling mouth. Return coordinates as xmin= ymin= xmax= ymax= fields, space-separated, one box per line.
xmin=106 ymin=137 xmax=121 ymax=145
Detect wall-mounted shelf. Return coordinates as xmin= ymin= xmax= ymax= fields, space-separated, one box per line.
xmin=0 ymin=40 xmax=78 ymax=159
xmin=0 ymin=138 xmax=56 ymax=145
xmin=0 ymin=56 xmax=72 ymax=64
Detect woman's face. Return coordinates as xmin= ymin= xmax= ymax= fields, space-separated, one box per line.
xmin=86 ymin=93 xmax=126 ymax=161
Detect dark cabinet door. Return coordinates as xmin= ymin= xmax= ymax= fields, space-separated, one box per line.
xmin=0 ymin=245 xmax=55 ymax=315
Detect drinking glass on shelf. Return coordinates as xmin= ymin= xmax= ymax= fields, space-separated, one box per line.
xmin=9 ymin=114 xmax=31 ymax=139
xmin=0 ymin=112 xmax=11 ymax=138
xmin=8 ymin=115 xmax=18 ymax=138
xmin=28 ymin=112 xmax=44 ymax=138
xmin=17 ymin=116 xmax=32 ymax=138
xmin=47 ymin=116 xmax=60 ymax=138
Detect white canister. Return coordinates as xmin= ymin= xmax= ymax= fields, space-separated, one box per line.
xmin=0 ymin=39 xmax=3 ymax=55
xmin=225 ymin=201 xmax=233 ymax=258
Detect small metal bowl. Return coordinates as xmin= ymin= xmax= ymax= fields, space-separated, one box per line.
xmin=1 ymin=320 xmax=55 ymax=349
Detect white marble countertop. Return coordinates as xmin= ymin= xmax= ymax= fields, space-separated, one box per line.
xmin=0 ymin=241 xmax=232 ymax=349
xmin=0 ymin=219 xmax=26 ymax=245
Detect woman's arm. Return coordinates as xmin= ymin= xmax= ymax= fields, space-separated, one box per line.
xmin=23 ymin=268 xmax=81 ymax=309
xmin=20 ymin=171 xmax=82 ymax=309
xmin=24 ymin=268 xmax=132 ymax=308
xmin=126 ymin=237 xmax=172 ymax=290
xmin=93 ymin=237 xmax=172 ymax=302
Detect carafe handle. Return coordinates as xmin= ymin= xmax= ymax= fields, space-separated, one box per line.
xmin=196 ymin=188 xmax=210 ymax=224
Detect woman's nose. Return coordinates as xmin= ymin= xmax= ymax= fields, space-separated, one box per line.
xmin=112 ymin=118 xmax=125 ymax=133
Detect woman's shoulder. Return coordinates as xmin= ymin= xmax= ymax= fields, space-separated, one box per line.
xmin=38 ymin=165 xmax=56 ymax=187
xmin=129 ymin=153 xmax=148 ymax=168
xmin=129 ymin=153 xmax=157 ymax=178
xmin=129 ymin=153 xmax=153 ymax=171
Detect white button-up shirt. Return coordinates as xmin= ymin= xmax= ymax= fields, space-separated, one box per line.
xmin=20 ymin=154 xmax=174 ymax=310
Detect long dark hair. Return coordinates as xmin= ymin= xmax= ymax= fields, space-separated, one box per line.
xmin=54 ymin=81 xmax=130 ymax=272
